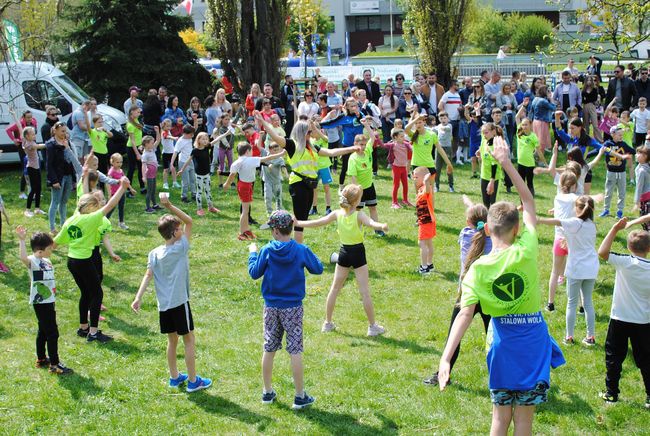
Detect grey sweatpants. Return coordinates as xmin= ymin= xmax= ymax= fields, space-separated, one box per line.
xmin=435 ymin=147 xmax=454 ymax=188
xmin=604 ymin=171 xmax=627 ymax=213
xmin=566 ymin=278 xmax=596 ymax=338
xmin=179 ymin=160 xmax=196 ymax=198
xmin=264 ymin=179 xmax=283 ymax=215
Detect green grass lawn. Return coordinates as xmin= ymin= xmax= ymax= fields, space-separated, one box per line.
xmin=0 ymin=157 xmax=647 ymax=434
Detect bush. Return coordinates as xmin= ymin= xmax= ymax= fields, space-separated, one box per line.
xmin=466 ymin=7 xmax=510 ymax=54
xmin=509 ymin=15 xmax=554 ymax=53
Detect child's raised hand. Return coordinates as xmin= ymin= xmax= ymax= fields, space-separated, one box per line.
xmin=489 ymin=136 xmax=510 ymax=164
xmin=15 ymin=225 xmax=27 ymax=240
xmin=613 ymin=217 xmax=628 ymax=231
xmin=159 ymin=192 xmax=171 ymax=206
xmin=248 ymin=243 xmax=258 ymax=253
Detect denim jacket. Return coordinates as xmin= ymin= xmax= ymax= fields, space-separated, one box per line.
xmin=531 ymin=97 xmax=556 ymax=123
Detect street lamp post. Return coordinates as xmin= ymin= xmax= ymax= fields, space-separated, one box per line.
xmin=389 ymin=0 xmax=394 ymax=51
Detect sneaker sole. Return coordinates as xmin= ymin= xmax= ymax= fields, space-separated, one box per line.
xmin=187 ymin=381 xmax=212 ymax=393
xmin=292 ymin=401 xmax=314 ymax=410
xmin=261 ymin=398 xmax=276 ymax=404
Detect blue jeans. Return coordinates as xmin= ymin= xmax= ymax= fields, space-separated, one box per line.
xmin=49 ymin=175 xmax=73 ymax=231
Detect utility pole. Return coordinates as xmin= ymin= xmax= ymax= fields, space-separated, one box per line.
xmin=389 ymin=0 xmax=394 ymax=51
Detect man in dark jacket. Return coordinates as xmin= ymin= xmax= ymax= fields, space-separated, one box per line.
xmin=635 ymin=67 xmax=650 ymax=103
xmin=355 ymin=69 xmax=380 ymax=105
xmin=280 ymin=75 xmax=296 ymax=134
xmin=606 ymin=65 xmax=637 ymax=112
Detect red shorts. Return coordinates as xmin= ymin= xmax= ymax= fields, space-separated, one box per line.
xmin=553 ymin=237 xmax=568 ymax=256
xmin=237 ymin=180 xmax=253 ymax=203
xmin=418 ymin=221 xmax=436 ymax=241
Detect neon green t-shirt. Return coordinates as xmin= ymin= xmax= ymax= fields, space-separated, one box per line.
xmin=314 ymin=138 xmax=331 ymax=169
xmin=479 ymin=138 xmax=503 ymax=181
xmin=411 ymin=129 xmax=437 ymax=168
xmin=347 ymin=139 xmax=374 ymax=189
xmin=337 ymin=211 xmax=364 ymax=245
xmin=461 ymin=227 xmax=541 ymax=316
xmin=95 ymin=217 xmax=112 ymax=246
xmin=517 ymin=133 xmax=538 ymax=168
xmin=54 ymin=210 xmax=105 ymax=259
xmin=126 ymin=122 xmax=142 ymax=148
xmin=89 ymin=128 xmax=109 ymax=154
xmin=616 ymin=121 xmax=634 ymax=146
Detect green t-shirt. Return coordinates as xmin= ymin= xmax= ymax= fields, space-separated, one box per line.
xmin=95 ymin=217 xmax=112 ymax=246
xmin=126 ymin=122 xmax=142 ymax=148
xmin=347 ymin=139 xmax=374 ymax=189
xmin=89 ymin=128 xmax=109 ymax=154
xmin=314 ymin=138 xmax=331 ymax=169
xmin=517 ymin=133 xmax=538 ymax=168
xmin=617 ymin=121 xmax=634 ymax=146
xmin=479 ymin=138 xmax=503 ymax=181
xmin=411 ymin=129 xmax=437 ymax=168
xmin=461 ymin=227 xmax=541 ymax=316
xmin=54 ymin=210 xmax=105 ymax=259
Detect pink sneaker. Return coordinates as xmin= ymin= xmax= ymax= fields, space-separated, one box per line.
xmin=197 ymin=209 xmax=206 ymax=216
xmin=0 ymin=261 xmax=9 ymax=273
xmin=100 ymin=304 xmax=107 ymax=311
xmin=208 ymin=206 xmax=220 ymax=213
xmin=99 ymin=315 xmax=106 ymax=322
xmin=391 ymin=203 xmax=401 ymax=209
xmin=401 ymin=201 xmax=414 ymax=207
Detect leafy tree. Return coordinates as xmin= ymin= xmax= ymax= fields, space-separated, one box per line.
xmin=0 ymin=0 xmax=60 ymax=62
xmin=205 ymin=0 xmax=289 ymax=94
xmin=466 ymin=7 xmax=511 ymax=54
xmin=286 ymin=12 xmax=334 ymax=55
xmin=551 ymin=0 xmax=650 ymax=61
xmin=179 ymin=28 xmax=208 ymax=58
xmin=399 ymin=0 xmax=473 ymax=86
xmin=62 ymin=0 xmax=212 ymax=107
xmin=509 ymin=15 xmax=553 ymax=54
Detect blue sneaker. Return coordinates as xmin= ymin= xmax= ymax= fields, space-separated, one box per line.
xmin=262 ymin=390 xmax=277 ymax=404
xmin=169 ymin=373 xmax=188 ymax=388
xmin=616 ymin=210 xmax=623 ymax=219
xmin=292 ymin=392 xmax=315 ymax=409
xmin=186 ymin=376 xmax=212 ymax=393
xmin=599 ymin=209 xmax=610 ymax=218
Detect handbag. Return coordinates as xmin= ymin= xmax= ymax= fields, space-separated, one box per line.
xmin=293 ymin=170 xmax=319 ymax=189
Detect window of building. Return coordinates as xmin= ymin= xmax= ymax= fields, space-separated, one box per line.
xmin=329 ymin=16 xmax=335 ymax=33
xmin=355 ymin=16 xmax=381 ymax=31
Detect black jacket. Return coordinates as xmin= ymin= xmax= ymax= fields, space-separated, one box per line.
xmin=635 ymin=78 xmax=650 ymax=103
xmin=280 ymin=83 xmax=295 ymax=112
xmin=605 ymin=77 xmax=637 ymax=112
xmin=355 ymin=80 xmax=381 ymax=105
xmin=46 ymin=138 xmax=75 ymax=187
xmin=40 ymin=118 xmax=58 ymax=143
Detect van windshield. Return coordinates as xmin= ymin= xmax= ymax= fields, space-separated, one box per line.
xmin=52 ymin=74 xmax=90 ymax=105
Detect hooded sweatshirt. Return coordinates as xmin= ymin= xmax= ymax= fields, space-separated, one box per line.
xmin=248 ymin=239 xmax=324 ymax=308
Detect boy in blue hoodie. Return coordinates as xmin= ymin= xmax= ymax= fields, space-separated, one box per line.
xmin=248 ymin=209 xmax=324 ymax=409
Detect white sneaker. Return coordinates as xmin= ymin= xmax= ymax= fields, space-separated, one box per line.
xmin=34 ymin=209 xmax=46 ymax=215
xmin=24 ymin=210 xmax=34 ymax=218
xmin=162 ymin=183 xmax=169 ymax=190
xmin=321 ymin=321 xmax=336 ymax=333
xmin=19 ymin=193 xmax=27 ymax=200
xmin=173 ymin=182 xmax=181 ymax=188
xmin=455 ymin=160 xmax=463 ymax=165
xmin=118 ymin=222 xmax=129 ymax=230
xmin=367 ymin=324 xmax=386 ymax=337
xmin=259 ymin=223 xmax=270 ymax=230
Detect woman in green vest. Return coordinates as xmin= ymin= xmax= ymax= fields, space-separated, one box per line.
xmin=256 ymin=113 xmax=358 ymax=243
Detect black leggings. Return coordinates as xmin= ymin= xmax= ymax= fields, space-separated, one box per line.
xmin=481 ymin=178 xmax=499 ymax=208
xmin=290 ymin=180 xmax=314 ymax=232
xmin=517 ymin=164 xmax=535 ymax=196
xmin=67 ymin=257 xmax=103 ymax=328
xmin=33 ymin=302 xmax=59 ymax=365
xmin=339 ymin=154 xmax=351 ymax=185
xmin=18 ymin=147 xmax=27 ymax=192
xmin=446 ymin=303 xmax=491 ymax=373
xmin=106 ymin=194 xmax=125 ymax=222
xmin=26 ymin=167 xmax=42 ymax=209
xmin=91 ymin=245 xmax=104 ymax=284
xmin=126 ymin=148 xmax=144 ymax=189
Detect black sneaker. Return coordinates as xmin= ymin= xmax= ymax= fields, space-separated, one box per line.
xmin=152 ymin=204 xmax=162 ymax=210
xmin=546 ymin=302 xmax=555 ymax=312
xmin=292 ymin=392 xmax=315 ymax=409
xmin=423 ymin=372 xmax=451 ymax=386
xmin=599 ymin=391 xmax=618 ymax=404
xmin=181 ymin=197 xmax=190 ymax=203
xmin=579 ymin=306 xmax=585 ymax=315
xmin=35 ymin=358 xmax=50 ymax=368
xmin=426 ymin=264 xmax=434 ymax=272
xmin=49 ymin=363 xmax=73 ymax=375
xmin=140 ymin=187 xmax=147 ymax=195
xmin=126 ymin=192 xmax=134 ymax=199
xmin=309 ymin=207 xmax=317 ymax=216
xmin=262 ymin=390 xmax=277 ymax=404
xmin=249 ymin=217 xmax=259 ymax=226
xmin=76 ymin=327 xmax=90 ymax=338
xmin=325 ymin=207 xmax=332 ymax=216
xmin=87 ymin=330 xmax=113 ymax=343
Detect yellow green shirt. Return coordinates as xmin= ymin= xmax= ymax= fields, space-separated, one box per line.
xmin=347 ymin=139 xmax=374 ymax=189
xmin=479 ymin=138 xmax=503 ymax=181
xmin=314 ymin=138 xmax=331 ymax=169
xmin=337 ymin=211 xmax=364 ymax=245
xmin=517 ymin=133 xmax=538 ymax=168
xmin=54 ymin=210 xmax=105 ymax=259
xmin=89 ymin=128 xmax=109 ymax=154
xmin=126 ymin=122 xmax=142 ymax=148
xmin=95 ymin=217 xmax=112 ymax=246
xmin=461 ymin=228 xmax=541 ymax=316
xmin=411 ymin=129 xmax=437 ymax=167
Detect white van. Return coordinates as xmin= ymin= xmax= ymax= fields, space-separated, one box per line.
xmin=0 ymin=61 xmax=127 ymax=162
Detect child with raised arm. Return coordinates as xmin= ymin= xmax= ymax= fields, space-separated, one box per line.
xmin=412 ymin=166 xmax=436 ymax=274
xmin=16 ymin=226 xmax=73 ymax=375
xmin=295 ymin=184 xmax=388 ymax=337
xmin=438 ymin=137 xmax=565 ymax=436
xmin=597 ymin=216 xmax=650 ymax=409
xmin=248 ymin=210 xmax=324 ymax=409
xmin=131 ymin=195 xmax=212 ymax=393
xmin=160 ymin=119 xmax=179 ymax=190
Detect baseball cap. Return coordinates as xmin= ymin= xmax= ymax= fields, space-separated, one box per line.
xmin=129 ymin=85 xmax=141 ymax=92
xmin=610 ymin=125 xmax=624 ymax=134
xmin=267 ymin=210 xmax=293 ymax=230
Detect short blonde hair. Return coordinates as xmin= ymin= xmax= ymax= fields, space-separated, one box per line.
xmin=339 ymin=184 xmax=362 ymax=210
xmin=78 ymin=193 xmax=101 ymax=214
xmin=487 ymin=201 xmax=519 ymax=238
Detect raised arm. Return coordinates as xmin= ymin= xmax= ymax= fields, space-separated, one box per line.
xmin=259 ymin=149 xmax=286 ymax=164
xmin=625 ymin=214 xmax=650 ymax=229
xmin=294 ymin=211 xmax=338 ymax=228
xmin=598 ymin=218 xmax=628 ymax=260
xmin=160 ymin=195 xmax=192 ymax=240
xmin=15 ymin=226 xmax=30 ymax=267
xmin=101 ymin=177 xmax=129 ymax=216
xmin=358 ymin=210 xmax=389 ymax=232
xmin=255 ymin=113 xmax=285 ymax=147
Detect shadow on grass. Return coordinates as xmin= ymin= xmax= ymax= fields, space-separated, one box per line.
xmin=108 ymin=315 xmax=157 ymax=337
xmin=58 ymin=373 xmax=103 ymax=399
xmin=539 ymin=387 xmax=594 ymax=417
xmin=300 ymin=408 xmax=399 ymax=435
xmin=187 ymin=391 xmax=273 ymax=431
xmin=447 ymin=381 xmax=491 ymax=398
xmin=338 ymin=331 xmax=438 ymax=355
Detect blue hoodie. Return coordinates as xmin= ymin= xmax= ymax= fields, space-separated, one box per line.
xmin=248 ymin=239 xmax=324 ymax=308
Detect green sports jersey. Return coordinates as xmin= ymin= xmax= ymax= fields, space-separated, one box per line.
xmin=126 ymin=122 xmax=142 ymax=148
xmin=461 ymin=228 xmax=541 ymax=316
xmin=479 ymin=138 xmax=503 ymax=181
xmin=314 ymin=138 xmax=331 ymax=169
xmin=95 ymin=217 xmax=112 ymax=246
xmin=517 ymin=133 xmax=538 ymax=168
xmin=347 ymin=139 xmax=374 ymax=189
xmin=89 ymin=128 xmax=109 ymax=154
xmin=411 ymin=129 xmax=437 ymax=168
xmin=54 ymin=210 xmax=105 ymax=259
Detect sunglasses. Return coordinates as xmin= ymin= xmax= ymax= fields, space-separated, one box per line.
xmin=305 ymin=94 xmax=313 ymax=97
xmin=403 ymin=92 xmax=412 ymax=95
xmin=396 ymin=77 xmax=404 ymax=80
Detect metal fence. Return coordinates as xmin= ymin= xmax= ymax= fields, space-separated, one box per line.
xmin=456 ymin=63 xmax=547 ymax=78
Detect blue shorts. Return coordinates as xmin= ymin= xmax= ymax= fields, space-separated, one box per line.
xmin=469 ymin=141 xmax=481 ymax=159
xmin=317 ymin=167 xmax=332 ymax=185
xmin=490 ymin=381 xmax=549 ymax=406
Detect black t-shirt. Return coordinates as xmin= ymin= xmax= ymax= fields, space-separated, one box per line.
xmin=143 ymin=101 xmax=163 ymax=126
xmin=186 ymin=108 xmax=206 ymax=133
xmin=604 ymin=140 xmax=635 ymax=172
xmin=191 ymin=147 xmax=211 ymax=176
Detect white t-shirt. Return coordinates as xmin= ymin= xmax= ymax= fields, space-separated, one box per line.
xmin=607 ymin=253 xmax=650 ymax=324
xmin=553 ymin=167 xmax=587 ymax=195
xmin=439 ymin=91 xmax=462 ymax=121
xmin=297 ymin=102 xmax=320 ymax=118
xmin=174 ymin=137 xmax=194 ymax=162
xmin=560 ymin=218 xmax=599 ymax=279
xmin=161 ymin=131 xmax=175 ymax=154
xmin=553 ymin=192 xmax=577 ymax=238
xmin=230 ymin=156 xmax=261 ymax=183
xmin=631 ymin=108 xmax=650 ymax=134
xmin=28 ymin=255 xmax=56 ymax=305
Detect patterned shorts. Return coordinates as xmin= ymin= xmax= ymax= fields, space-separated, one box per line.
xmin=263 ymin=306 xmax=303 ymax=354
xmin=490 ymin=381 xmax=550 ymax=406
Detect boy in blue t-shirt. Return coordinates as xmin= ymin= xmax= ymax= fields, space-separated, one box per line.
xmin=248 ymin=210 xmax=324 ymax=409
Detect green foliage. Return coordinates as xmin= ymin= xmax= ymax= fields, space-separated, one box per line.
xmin=509 ymin=15 xmax=554 ymax=54
xmin=466 ymin=7 xmax=511 ymax=54
xmin=286 ymin=12 xmax=334 ymax=55
xmin=61 ymin=0 xmax=212 ymax=107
